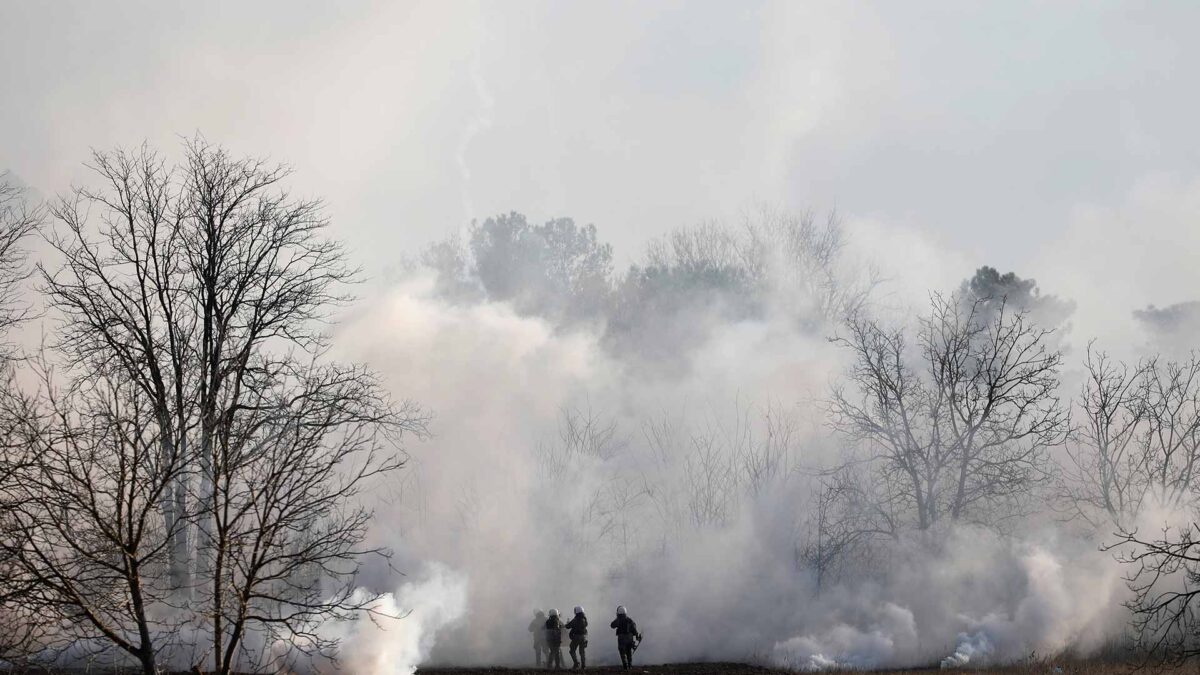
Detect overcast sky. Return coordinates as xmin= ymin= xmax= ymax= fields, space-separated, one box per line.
xmin=3 ymin=0 xmax=1200 ymax=339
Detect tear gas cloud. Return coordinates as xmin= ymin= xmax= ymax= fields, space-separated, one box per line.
xmin=319 ymin=208 xmax=1189 ymax=671
xmin=6 ymin=4 xmax=1200 ymax=672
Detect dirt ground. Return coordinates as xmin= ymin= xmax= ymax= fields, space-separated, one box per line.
xmin=418 ymin=665 xmax=780 ymax=675
xmin=416 ymin=661 xmax=1200 ymax=675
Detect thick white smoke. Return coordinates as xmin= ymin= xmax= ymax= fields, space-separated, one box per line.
xmin=324 ymin=269 xmax=1137 ymax=670
xmin=772 ymin=527 xmax=1124 ymax=671
xmin=940 ymin=632 xmax=992 ymax=669
xmin=337 ymin=565 xmax=468 ymax=675
xmin=774 ymin=603 xmax=917 ymax=671
xmin=279 ymin=565 xmax=468 ymax=675
xmin=332 ymin=274 xmax=827 ymax=665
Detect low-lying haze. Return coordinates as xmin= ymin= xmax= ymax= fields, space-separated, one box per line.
xmin=4 ymin=2 xmax=1200 ymax=673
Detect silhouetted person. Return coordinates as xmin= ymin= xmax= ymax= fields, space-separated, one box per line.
xmin=610 ymin=605 xmax=641 ymax=670
xmin=529 ymin=610 xmax=548 ymax=667
xmin=565 ymin=605 xmax=588 ymax=669
xmin=545 ymin=608 xmax=566 ymax=669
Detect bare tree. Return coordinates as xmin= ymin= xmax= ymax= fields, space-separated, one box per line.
xmin=641 ymin=413 xmax=687 ymax=533
xmin=9 ymin=141 xmax=427 ymax=674
xmin=638 ymin=402 xmax=801 ymax=533
xmin=1060 ymin=345 xmax=1149 ymax=529
xmin=536 ymin=401 xmax=800 ymax=570
xmin=198 ymin=359 xmax=423 ymax=675
xmin=1062 ymin=349 xmax=1200 ymax=530
xmin=535 ymin=405 xmax=640 ymax=563
xmin=1135 ymin=356 xmax=1200 ymax=509
xmin=639 ymin=206 xmax=881 ymax=327
xmin=644 ymin=222 xmax=749 ymax=277
xmin=536 ymin=404 xmax=627 ymax=480
xmin=735 ymin=401 xmax=799 ymax=496
xmin=679 ymin=401 xmax=800 ymax=527
xmin=1109 ymin=523 xmax=1200 ymax=664
xmin=608 ymin=207 xmax=879 ymax=370
xmin=39 ymin=147 xmax=200 ymax=597
xmin=0 ymin=432 xmax=44 ymax=666
xmin=0 ymin=175 xmax=39 ymax=334
xmin=1062 ymin=348 xmax=1200 ymax=662
xmin=0 ymin=363 xmax=190 ymax=675
xmin=828 ymin=294 xmax=1067 ymax=533
xmin=799 ymin=465 xmax=893 ymax=591
xmin=740 ymin=207 xmax=881 ymax=324
xmin=681 ymin=429 xmax=740 ymax=528
xmin=0 ymin=174 xmax=43 ymax=663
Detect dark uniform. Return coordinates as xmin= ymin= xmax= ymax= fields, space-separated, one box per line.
xmin=544 ymin=613 xmax=566 ymax=669
xmin=528 ymin=611 xmax=547 ymax=667
xmin=565 ymin=610 xmax=588 ymax=669
xmin=610 ymin=612 xmax=641 ymax=670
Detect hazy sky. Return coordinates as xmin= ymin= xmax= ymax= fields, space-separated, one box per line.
xmin=3 ymin=0 xmax=1200 ymax=330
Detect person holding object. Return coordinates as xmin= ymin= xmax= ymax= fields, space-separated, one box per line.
xmin=544 ymin=608 xmax=566 ymax=669
xmin=528 ymin=610 xmax=548 ymax=667
xmin=565 ymin=605 xmax=589 ymax=669
xmin=610 ymin=605 xmax=642 ymax=670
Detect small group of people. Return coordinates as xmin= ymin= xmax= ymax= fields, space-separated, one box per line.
xmin=528 ymin=605 xmax=643 ymax=670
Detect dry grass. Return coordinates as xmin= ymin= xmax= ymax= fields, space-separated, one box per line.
xmin=416 ymin=661 xmax=1200 ymax=675
xmin=821 ymin=661 xmax=1200 ymax=674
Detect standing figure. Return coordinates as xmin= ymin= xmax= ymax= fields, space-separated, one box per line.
xmin=610 ymin=605 xmax=641 ymax=670
xmin=565 ymin=605 xmax=589 ymax=670
xmin=528 ymin=610 xmax=548 ymax=667
xmin=545 ymin=608 xmax=566 ymax=669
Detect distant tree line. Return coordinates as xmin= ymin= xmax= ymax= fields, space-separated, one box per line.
xmin=419 ymin=207 xmax=879 ymax=372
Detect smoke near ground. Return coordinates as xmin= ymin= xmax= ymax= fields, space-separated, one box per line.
xmin=319 ymin=210 xmax=1175 ymax=673
xmin=3 ymin=148 xmax=1198 ymax=674
xmin=315 ymin=565 xmax=468 ymax=675
xmin=5 ymin=5 xmax=1200 ymax=671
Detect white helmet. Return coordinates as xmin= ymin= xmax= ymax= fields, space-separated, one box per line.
xmin=616 ymin=605 xmax=627 ymax=615
xmin=574 ymin=605 xmax=584 ymax=615
xmin=549 ymin=608 xmax=559 ymax=617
